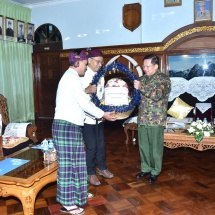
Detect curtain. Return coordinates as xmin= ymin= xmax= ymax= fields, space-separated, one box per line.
xmin=0 ymin=40 xmax=34 ymax=122
xmin=0 ymin=0 xmax=33 ymax=122
xmin=0 ymin=0 xmax=31 ymax=22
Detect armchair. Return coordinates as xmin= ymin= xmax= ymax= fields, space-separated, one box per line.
xmin=0 ymin=94 xmax=38 ymax=157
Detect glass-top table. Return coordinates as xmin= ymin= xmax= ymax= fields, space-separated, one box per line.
xmin=0 ymin=147 xmax=57 ymax=215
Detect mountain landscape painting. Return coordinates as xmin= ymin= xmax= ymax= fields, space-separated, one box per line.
xmin=168 ymin=54 xmax=215 ymax=80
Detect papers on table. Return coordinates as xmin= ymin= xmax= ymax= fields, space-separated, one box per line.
xmin=0 ymin=158 xmax=30 ymax=175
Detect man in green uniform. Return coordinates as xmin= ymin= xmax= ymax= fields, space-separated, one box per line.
xmin=134 ymin=54 xmax=171 ymax=183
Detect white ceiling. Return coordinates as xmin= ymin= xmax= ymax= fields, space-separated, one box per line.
xmin=11 ymin=0 xmax=50 ymax=5
xmin=10 ymin=0 xmax=76 ymax=8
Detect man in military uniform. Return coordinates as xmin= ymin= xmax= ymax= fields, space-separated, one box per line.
xmin=6 ymin=20 xmax=14 ymax=37
xmin=134 ymin=54 xmax=171 ymax=183
xmin=18 ymin=23 xmax=24 ymax=39
xmin=196 ymin=1 xmax=211 ymax=21
xmin=27 ymin=26 xmax=33 ymax=41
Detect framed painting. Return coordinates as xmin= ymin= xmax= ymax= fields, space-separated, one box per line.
xmin=17 ymin=20 xmax=25 ymax=42
xmin=194 ymin=0 xmax=212 ymax=22
xmin=164 ymin=0 xmax=182 ymax=7
xmin=5 ymin=17 xmax=14 ymax=37
xmin=167 ymin=53 xmax=215 ymax=80
xmin=27 ymin=23 xmax=34 ymax=43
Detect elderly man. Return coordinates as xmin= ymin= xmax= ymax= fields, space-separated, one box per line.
xmin=81 ymin=49 xmax=114 ymax=186
xmin=52 ymin=50 xmax=116 ymax=215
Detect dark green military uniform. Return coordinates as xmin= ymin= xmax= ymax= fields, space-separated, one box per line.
xmin=137 ymin=71 xmax=171 ymax=175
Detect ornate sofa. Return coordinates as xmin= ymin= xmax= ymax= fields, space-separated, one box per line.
xmin=0 ymin=94 xmax=38 ymax=157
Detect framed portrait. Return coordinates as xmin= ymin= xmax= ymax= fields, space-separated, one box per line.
xmin=27 ymin=23 xmax=34 ymax=43
xmin=194 ymin=0 xmax=212 ymax=22
xmin=5 ymin=17 xmax=14 ymax=38
xmin=0 ymin=15 xmax=4 ymax=37
xmin=17 ymin=20 xmax=25 ymax=42
xmin=164 ymin=0 xmax=182 ymax=7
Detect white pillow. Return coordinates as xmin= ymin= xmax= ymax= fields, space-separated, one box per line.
xmin=3 ymin=123 xmax=30 ymax=137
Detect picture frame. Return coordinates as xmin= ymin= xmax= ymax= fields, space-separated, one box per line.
xmin=164 ymin=0 xmax=182 ymax=7
xmin=167 ymin=53 xmax=215 ymax=80
xmin=194 ymin=0 xmax=212 ymax=22
xmin=27 ymin=23 xmax=34 ymax=43
xmin=17 ymin=20 xmax=25 ymax=42
xmin=5 ymin=17 xmax=14 ymax=38
xmin=0 ymin=15 xmax=4 ymax=37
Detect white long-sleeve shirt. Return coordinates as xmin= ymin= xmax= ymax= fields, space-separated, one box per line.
xmin=81 ymin=66 xmax=104 ymax=124
xmin=54 ymin=68 xmax=104 ymax=126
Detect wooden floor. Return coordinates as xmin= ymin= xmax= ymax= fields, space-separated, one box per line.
xmin=1 ymin=120 xmax=215 ymax=215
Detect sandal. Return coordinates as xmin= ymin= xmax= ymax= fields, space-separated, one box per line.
xmin=60 ymin=206 xmax=85 ymax=215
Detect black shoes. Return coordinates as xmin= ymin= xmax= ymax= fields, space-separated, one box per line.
xmin=136 ymin=172 xmax=150 ymax=179
xmin=136 ymin=172 xmax=159 ymax=183
xmin=148 ymin=174 xmax=158 ymax=183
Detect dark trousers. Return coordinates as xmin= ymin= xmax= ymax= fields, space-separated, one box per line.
xmin=138 ymin=124 xmax=164 ymax=175
xmin=82 ymin=122 xmax=106 ymax=175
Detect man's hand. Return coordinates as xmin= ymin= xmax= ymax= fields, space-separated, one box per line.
xmin=134 ymin=80 xmax=141 ymax=90
xmin=103 ymin=111 xmax=117 ymax=121
xmin=85 ymin=84 xmax=97 ymax=94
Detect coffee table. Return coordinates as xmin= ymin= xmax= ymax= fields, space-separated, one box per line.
xmin=0 ymin=147 xmax=57 ymax=215
xmin=164 ymin=132 xmax=215 ymax=151
xmin=124 ymin=123 xmax=215 ymax=151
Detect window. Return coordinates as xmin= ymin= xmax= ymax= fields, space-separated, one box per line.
xmin=34 ymin=23 xmax=62 ymax=44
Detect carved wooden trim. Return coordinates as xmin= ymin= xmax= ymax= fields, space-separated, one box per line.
xmin=27 ymin=125 xmax=38 ymax=143
xmin=0 ymin=94 xmax=10 ymax=125
xmin=59 ymin=25 xmax=215 ymax=56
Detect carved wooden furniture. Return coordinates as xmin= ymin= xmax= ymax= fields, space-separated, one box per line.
xmin=124 ymin=122 xmax=215 ymax=151
xmin=0 ymin=94 xmax=38 ymax=157
xmin=164 ymin=132 xmax=215 ymax=151
xmin=0 ymin=147 xmax=57 ymax=215
xmin=124 ymin=122 xmax=138 ymax=144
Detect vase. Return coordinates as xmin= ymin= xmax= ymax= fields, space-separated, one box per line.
xmin=195 ymin=134 xmax=203 ymax=143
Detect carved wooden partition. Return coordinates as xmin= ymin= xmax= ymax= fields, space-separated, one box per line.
xmin=33 ymin=21 xmax=215 ymax=138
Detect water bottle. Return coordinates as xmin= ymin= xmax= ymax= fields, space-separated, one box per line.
xmin=203 ymin=118 xmax=208 ymax=123
xmin=41 ymin=139 xmax=49 ymax=151
xmin=196 ymin=117 xmax=200 ymax=122
xmin=48 ymin=139 xmax=54 ymax=149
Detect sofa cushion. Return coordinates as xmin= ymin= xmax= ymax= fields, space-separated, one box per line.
xmin=167 ymin=97 xmax=194 ymax=119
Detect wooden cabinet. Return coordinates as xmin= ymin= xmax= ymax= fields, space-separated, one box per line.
xmin=33 ymin=51 xmax=62 ymax=139
xmin=33 ymin=23 xmax=63 ymax=53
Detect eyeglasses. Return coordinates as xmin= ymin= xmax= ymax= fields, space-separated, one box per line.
xmin=91 ymin=58 xmax=104 ymax=65
xmin=142 ymin=64 xmax=153 ymax=69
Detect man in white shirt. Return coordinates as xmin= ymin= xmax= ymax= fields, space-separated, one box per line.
xmin=52 ymin=50 xmax=116 ymax=215
xmin=81 ymin=49 xmax=114 ymax=186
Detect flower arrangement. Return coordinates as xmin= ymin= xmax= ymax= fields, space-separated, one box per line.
xmin=91 ymin=62 xmax=141 ymax=114
xmin=187 ymin=120 xmax=214 ymax=142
